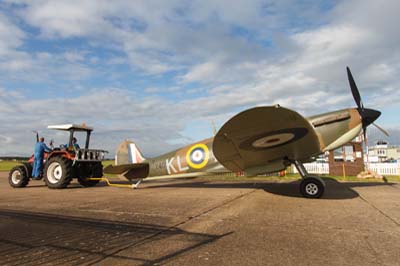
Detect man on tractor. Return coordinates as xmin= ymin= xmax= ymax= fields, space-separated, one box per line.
xmin=63 ymin=137 xmax=80 ymax=151
xmin=72 ymin=137 xmax=80 ymax=149
xmin=32 ymin=137 xmax=52 ymax=179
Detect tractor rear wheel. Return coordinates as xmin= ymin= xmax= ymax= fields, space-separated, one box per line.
xmin=44 ymin=157 xmax=73 ymax=189
xmin=8 ymin=165 xmax=30 ymax=188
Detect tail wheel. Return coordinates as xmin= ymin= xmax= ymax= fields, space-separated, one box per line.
xmin=8 ymin=166 xmax=30 ymax=188
xmin=44 ymin=156 xmax=72 ymax=189
xmin=300 ymin=177 xmax=325 ymax=198
xmin=77 ymin=163 xmax=102 ymax=187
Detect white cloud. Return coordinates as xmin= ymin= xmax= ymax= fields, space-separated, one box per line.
xmin=1 ymin=85 xmax=220 ymax=156
xmin=63 ymin=51 xmax=87 ymax=62
xmin=6 ymin=0 xmax=271 ymax=75
xmin=15 ymin=0 xmax=108 ymax=39
xmin=0 ymin=13 xmax=25 ymax=55
xmin=181 ymin=61 xmax=220 ymax=84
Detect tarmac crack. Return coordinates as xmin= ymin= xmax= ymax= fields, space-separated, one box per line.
xmin=363 ymin=235 xmax=383 ymax=266
xmin=357 ymin=194 xmax=400 ymax=227
xmin=173 ymin=187 xmax=258 ymax=228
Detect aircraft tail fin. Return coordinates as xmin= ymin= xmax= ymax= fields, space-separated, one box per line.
xmin=115 ymin=140 xmax=146 ymax=165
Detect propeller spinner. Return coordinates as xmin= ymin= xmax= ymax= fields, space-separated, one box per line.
xmin=346 ymin=66 xmax=388 ymax=137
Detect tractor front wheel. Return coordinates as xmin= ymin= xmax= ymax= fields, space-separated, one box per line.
xmin=44 ymin=157 xmax=72 ymax=189
xmin=8 ymin=166 xmax=30 ymax=188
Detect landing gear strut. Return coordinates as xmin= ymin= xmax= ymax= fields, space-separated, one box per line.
xmin=293 ymin=160 xmax=325 ymax=198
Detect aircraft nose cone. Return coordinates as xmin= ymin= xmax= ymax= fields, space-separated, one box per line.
xmin=362 ymin=108 xmax=381 ymax=127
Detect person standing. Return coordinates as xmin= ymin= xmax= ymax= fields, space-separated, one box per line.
xmin=32 ymin=137 xmax=52 ymax=179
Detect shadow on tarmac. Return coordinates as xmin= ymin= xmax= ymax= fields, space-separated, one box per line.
xmin=142 ymin=178 xmax=396 ymax=200
xmin=26 ymin=177 xmax=396 ymax=200
xmin=261 ymin=178 xmax=359 ymax=199
xmin=0 ymin=209 xmax=228 ymax=265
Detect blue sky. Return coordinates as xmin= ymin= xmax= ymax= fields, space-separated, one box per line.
xmin=0 ymin=0 xmax=399 ymax=157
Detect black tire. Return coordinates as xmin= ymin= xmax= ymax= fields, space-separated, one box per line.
xmin=300 ymin=177 xmax=325 ymax=198
xmin=8 ymin=166 xmax=30 ymax=188
xmin=77 ymin=162 xmax=102 ymax=187
xmin=22 ymin=163 xmax=33 ymax=177
xmin=43 ymin=156 xmax=73 ymax=189
xmin=77 ymin=177 xmax=100 ymax=187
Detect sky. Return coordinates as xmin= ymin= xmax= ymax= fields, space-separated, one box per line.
xmin=0 ymin=0 xmax=399 ymax=158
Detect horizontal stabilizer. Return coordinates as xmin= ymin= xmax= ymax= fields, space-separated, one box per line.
xmin=104 ymin=163 xmax=149 ymax=180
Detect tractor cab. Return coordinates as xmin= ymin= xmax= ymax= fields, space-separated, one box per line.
xmin=47 ymin=124 xmax=106 ymax=162
xmin=48 ymin=124 xmax=93 ymax=151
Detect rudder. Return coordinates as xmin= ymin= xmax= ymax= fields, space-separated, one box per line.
xmin=115 ymin=140 xmax=146 ymax=165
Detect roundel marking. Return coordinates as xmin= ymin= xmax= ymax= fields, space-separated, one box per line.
xmin=251 ymin=133 xmax=295 ymax=148
xmin=239 ymin=128 xmax=309 ymax=151
xmin=186 ymin=143 xmax=209 ymax=169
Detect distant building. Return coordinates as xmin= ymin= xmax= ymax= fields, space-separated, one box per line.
xmin=367 ymin=141 xmax=400 ymax=162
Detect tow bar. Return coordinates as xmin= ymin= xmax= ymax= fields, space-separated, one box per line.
xmin=87 ymin=177 xmax=142 ymax=189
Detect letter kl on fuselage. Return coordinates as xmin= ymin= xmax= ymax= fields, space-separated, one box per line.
xmin=165 ymin=142 xmax=213 ymax=175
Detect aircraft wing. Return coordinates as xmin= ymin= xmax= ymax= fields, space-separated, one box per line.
xmin=212 ymin=106 xmax=320 ymax=175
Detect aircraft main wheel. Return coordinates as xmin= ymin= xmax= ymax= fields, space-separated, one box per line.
xmin=8 ymin=165 xmax=30 ymax=188
xmin=300 ymin=177 xmax=325 ymax=198
xmin=44 ymin=157 xmax=72 ymax=189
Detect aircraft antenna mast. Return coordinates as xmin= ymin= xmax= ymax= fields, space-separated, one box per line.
xmin=211 ymin=121 xmax=217 ymax=136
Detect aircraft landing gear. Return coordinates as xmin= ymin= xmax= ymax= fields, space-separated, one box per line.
xmin=299 ymin=176 xmax=325 ymax=198
xmin=293 ymin=160 xmax=325 ymax=198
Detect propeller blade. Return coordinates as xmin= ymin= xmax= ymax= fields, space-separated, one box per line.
xmin=347 ymin=67 xmax=383 ymax=140
xmin=372 ymin=123 xmax=389 ymax=137
xmin=347 ymin=66 xmax=364 ymax=111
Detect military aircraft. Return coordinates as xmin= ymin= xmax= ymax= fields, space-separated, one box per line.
xmin=104 ymin=67 xmax=387 ymax=198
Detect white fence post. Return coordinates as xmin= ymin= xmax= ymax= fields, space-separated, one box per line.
xmin=291 ymin=162 xmax=399 ymax=176
xmin=368 ymin=163 xmax=399 ymax=176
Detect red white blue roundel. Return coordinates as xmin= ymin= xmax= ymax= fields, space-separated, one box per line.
xmin=186 ymin=143 xmax=209 ymax=169
xmin=191 ymin=148 xmax=205 ymax=163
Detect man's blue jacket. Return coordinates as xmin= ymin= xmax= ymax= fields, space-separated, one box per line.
xmin=34 ymin=142 xmax=51 ymax=159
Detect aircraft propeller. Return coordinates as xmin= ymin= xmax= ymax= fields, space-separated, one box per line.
xmin=347 ymin=66 xmax=389 ymax=138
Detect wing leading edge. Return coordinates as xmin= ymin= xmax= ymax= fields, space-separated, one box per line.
xmin=213 ymin=106 xmax=320 ymax=175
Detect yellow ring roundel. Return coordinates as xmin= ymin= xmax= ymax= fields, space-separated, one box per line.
xmin=186 ymin=143 xmax=209 ymax=169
